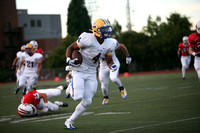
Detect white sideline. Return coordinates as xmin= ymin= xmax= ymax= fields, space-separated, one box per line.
xmin=109 ymin=116 xmax=200 ymax=133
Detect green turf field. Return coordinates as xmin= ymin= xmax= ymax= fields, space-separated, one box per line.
xmin=0 ymin=71 xmax=200 ymax=133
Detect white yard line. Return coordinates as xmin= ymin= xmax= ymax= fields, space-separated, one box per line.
xmin=95 ymin=112 xmax=130 ymax=115
xmin=10 ymin=112 xmax=93 ymax=123
xmin=109 ymin=116 xmax=200 ymax=133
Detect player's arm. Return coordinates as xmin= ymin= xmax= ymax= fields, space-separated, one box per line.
xmin=117 ymin=43 xmax=130 ymax=57
xmin=38 ymin=93 xmax=48 ymax=103
xmin=117 ymin=43 xmax=132 ymax=64
xmin=12 ymin=57 xmax=19 ymax=67
xmin=37 ymin=62 xmax=42 ymax=74
xmin=66 ymin=42 xmax=81 ymax=66
xmin=38 ymin=93 xmax=48 ymax=112
xmin=105 ymin=53 xmax=114 ymax=68
xmin=66 ymin=42 xmax=80 ymax=58
xmin=189 ymin=47 xmax=196 ymax=56
xmin=18 ymin=59 xmax=25 ymax=70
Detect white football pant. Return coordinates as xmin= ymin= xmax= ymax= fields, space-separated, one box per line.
xmin=68 ymin=71 xmax=98 ymax=122
xmin=18 ymin=73 xmax=38 ymax=93
xmin=181 ymin=56 xmax=191 ymax=78
xmin=194 ymin=56 xmax=200 ymax=79
xmin=37 ymin=88 xmax=62 ymax=111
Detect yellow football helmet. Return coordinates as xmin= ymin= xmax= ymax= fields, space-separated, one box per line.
xmin=21 ymin=45 xmax=25 ymax=51
xmin=92 ymin=18 xmax=113 ymax=39
xmin=25 ymin=43 xmax=35 ymax=54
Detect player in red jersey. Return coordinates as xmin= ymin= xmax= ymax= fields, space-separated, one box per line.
xmin=188 ymin=21 xmax=200 ymax=82
xmin=177 ymin=36 xmax=191 ymax=79
xmin=18 ymin=85 xmax=68 ymax=117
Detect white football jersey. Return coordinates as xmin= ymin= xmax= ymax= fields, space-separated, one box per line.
xmin=76 ymin=32 xmax=115 ymax=73
xmin=100 ymin=38 xmax=119 ymax=68
xmin=21 ymin=52 xmax=43 ymax=74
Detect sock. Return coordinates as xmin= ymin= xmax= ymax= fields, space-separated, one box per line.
xmin=104 ymin=96 xmax=109 ymax=99
xmin=69 ymin=102 xmax=87 ymax=122
xmin=119 ymin=86 xmax=124 ymax=91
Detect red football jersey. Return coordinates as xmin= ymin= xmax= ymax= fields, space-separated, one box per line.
xmin=178 ymin=42 xmax=189 ymax=56
xmin=21 ymin=90 xmax=40 ymax=108
xmin=34 ymin=48 xmax=43 ymax=55
xmin=188 ymin=33 xmax=200 ymax=53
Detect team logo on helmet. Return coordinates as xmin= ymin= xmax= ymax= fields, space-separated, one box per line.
xmin=18 ymin=103 xmax=37 ymax=117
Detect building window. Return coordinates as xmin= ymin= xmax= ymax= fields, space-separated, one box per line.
xmin=23 ymin=23 xmax=27 ymax=28
xmin=37 ymin=20 xmax=42 ymax=27
xmin=30 ymin=20 xmax=35 ymax=27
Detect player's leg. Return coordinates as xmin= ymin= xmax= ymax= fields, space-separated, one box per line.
xmin=194 ymin=57 xmax=200 ymax=81
xmin=181 ymin=56 xmax=187 ymax=79
xmin=15 ymin=74 xmax=28 ymax=94
xmin=186 ymin=56 xmax=191 ymax=69
xmin=99 ymin=66 xmax=110 ymax=104
xmin=37 ymin=99 xmax=59 ymax=111
xmin=110 ymin=60 xmax=127 ymax=99
xmin=37 ymin=87 xmax=62 ymax=99
xmin=65 ymin=73 xmax=97 ymax=130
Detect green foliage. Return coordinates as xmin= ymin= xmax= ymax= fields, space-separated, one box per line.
xmin=117 ymin=13 xmax=193 ymax=72
xmin=67 ymin=0 xmax=91 ymax=36
xmin=46 ymin=35 xmax=77 ymax=68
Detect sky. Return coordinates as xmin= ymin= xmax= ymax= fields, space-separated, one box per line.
xmin=16 ymin=0 xmax=200 ymax=38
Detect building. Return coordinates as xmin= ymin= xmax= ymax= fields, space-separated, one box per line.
xmin=0 ymin=0 xmax=24 ymax=82
xmin=17 ymin=9 xmax=62 ymax=56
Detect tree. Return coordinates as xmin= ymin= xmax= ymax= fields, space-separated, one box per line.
xmin=67 ymin=0 xmax=91 ymax=36
xmin=112 ymin=19 xmax=122 ymax=39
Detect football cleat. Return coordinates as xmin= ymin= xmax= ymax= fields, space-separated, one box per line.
xmin=54 ymin=101 xmax=68 ymax=107
xmin=63 ymin=84 xmax=68 ymax=90
xmin=120 ymin=88 xmax=127 ymax=99
xmin=56 ymin=85 xmax=64 ymax=90
xmin=102 ymin=98 xmax=109 ymax=105
xmin=64 ymin=119 xmax=75 ymax=130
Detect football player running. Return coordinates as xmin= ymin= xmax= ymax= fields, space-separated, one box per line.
xmin=188 ymin=21 xmax=200 ymax=82
xmin=99 ymin=43 xmax=131 ymax=105
xmin=177 ymin=36 xmax=191 ymax=79
xmin=30 ymin=40 xmax=44 ymax=90
xmin=18 ymin=85 xmax=68 ymax=117
xmin=64 ymin=18 xmax=117 ymax=130
xmin=15 ymin=43 xmax=43 ymax=95
xmin=11 ymin=45 xmax=26 ymax=89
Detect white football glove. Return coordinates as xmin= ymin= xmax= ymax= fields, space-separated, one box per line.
xmin=66 ymin=57 xmax=80 ymax=67
xmin=126 ymin=56 xmax=132 ymax=64
xmin=41 ymin=103 xmax=48 ymax=113
xmin=33 ymin=73 xmax=38 ymax=79
xmin=110 ymin=64 xmax=118 ymax=72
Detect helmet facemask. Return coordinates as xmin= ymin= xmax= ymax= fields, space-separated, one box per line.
xmin=99 ymin=25 xmax=113 ymax=39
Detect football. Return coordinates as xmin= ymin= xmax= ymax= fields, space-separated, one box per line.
xmin=71 ymin=50 xmax=83 ymax=64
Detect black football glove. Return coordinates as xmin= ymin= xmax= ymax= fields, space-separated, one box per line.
xmin=196 ymin=52 xmax=200 ymax=57
xmin=11 ymin=65 xmax=16 ymax=70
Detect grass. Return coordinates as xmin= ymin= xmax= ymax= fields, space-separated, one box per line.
xmin=0 ymin=71 xmax=200 ymax=133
